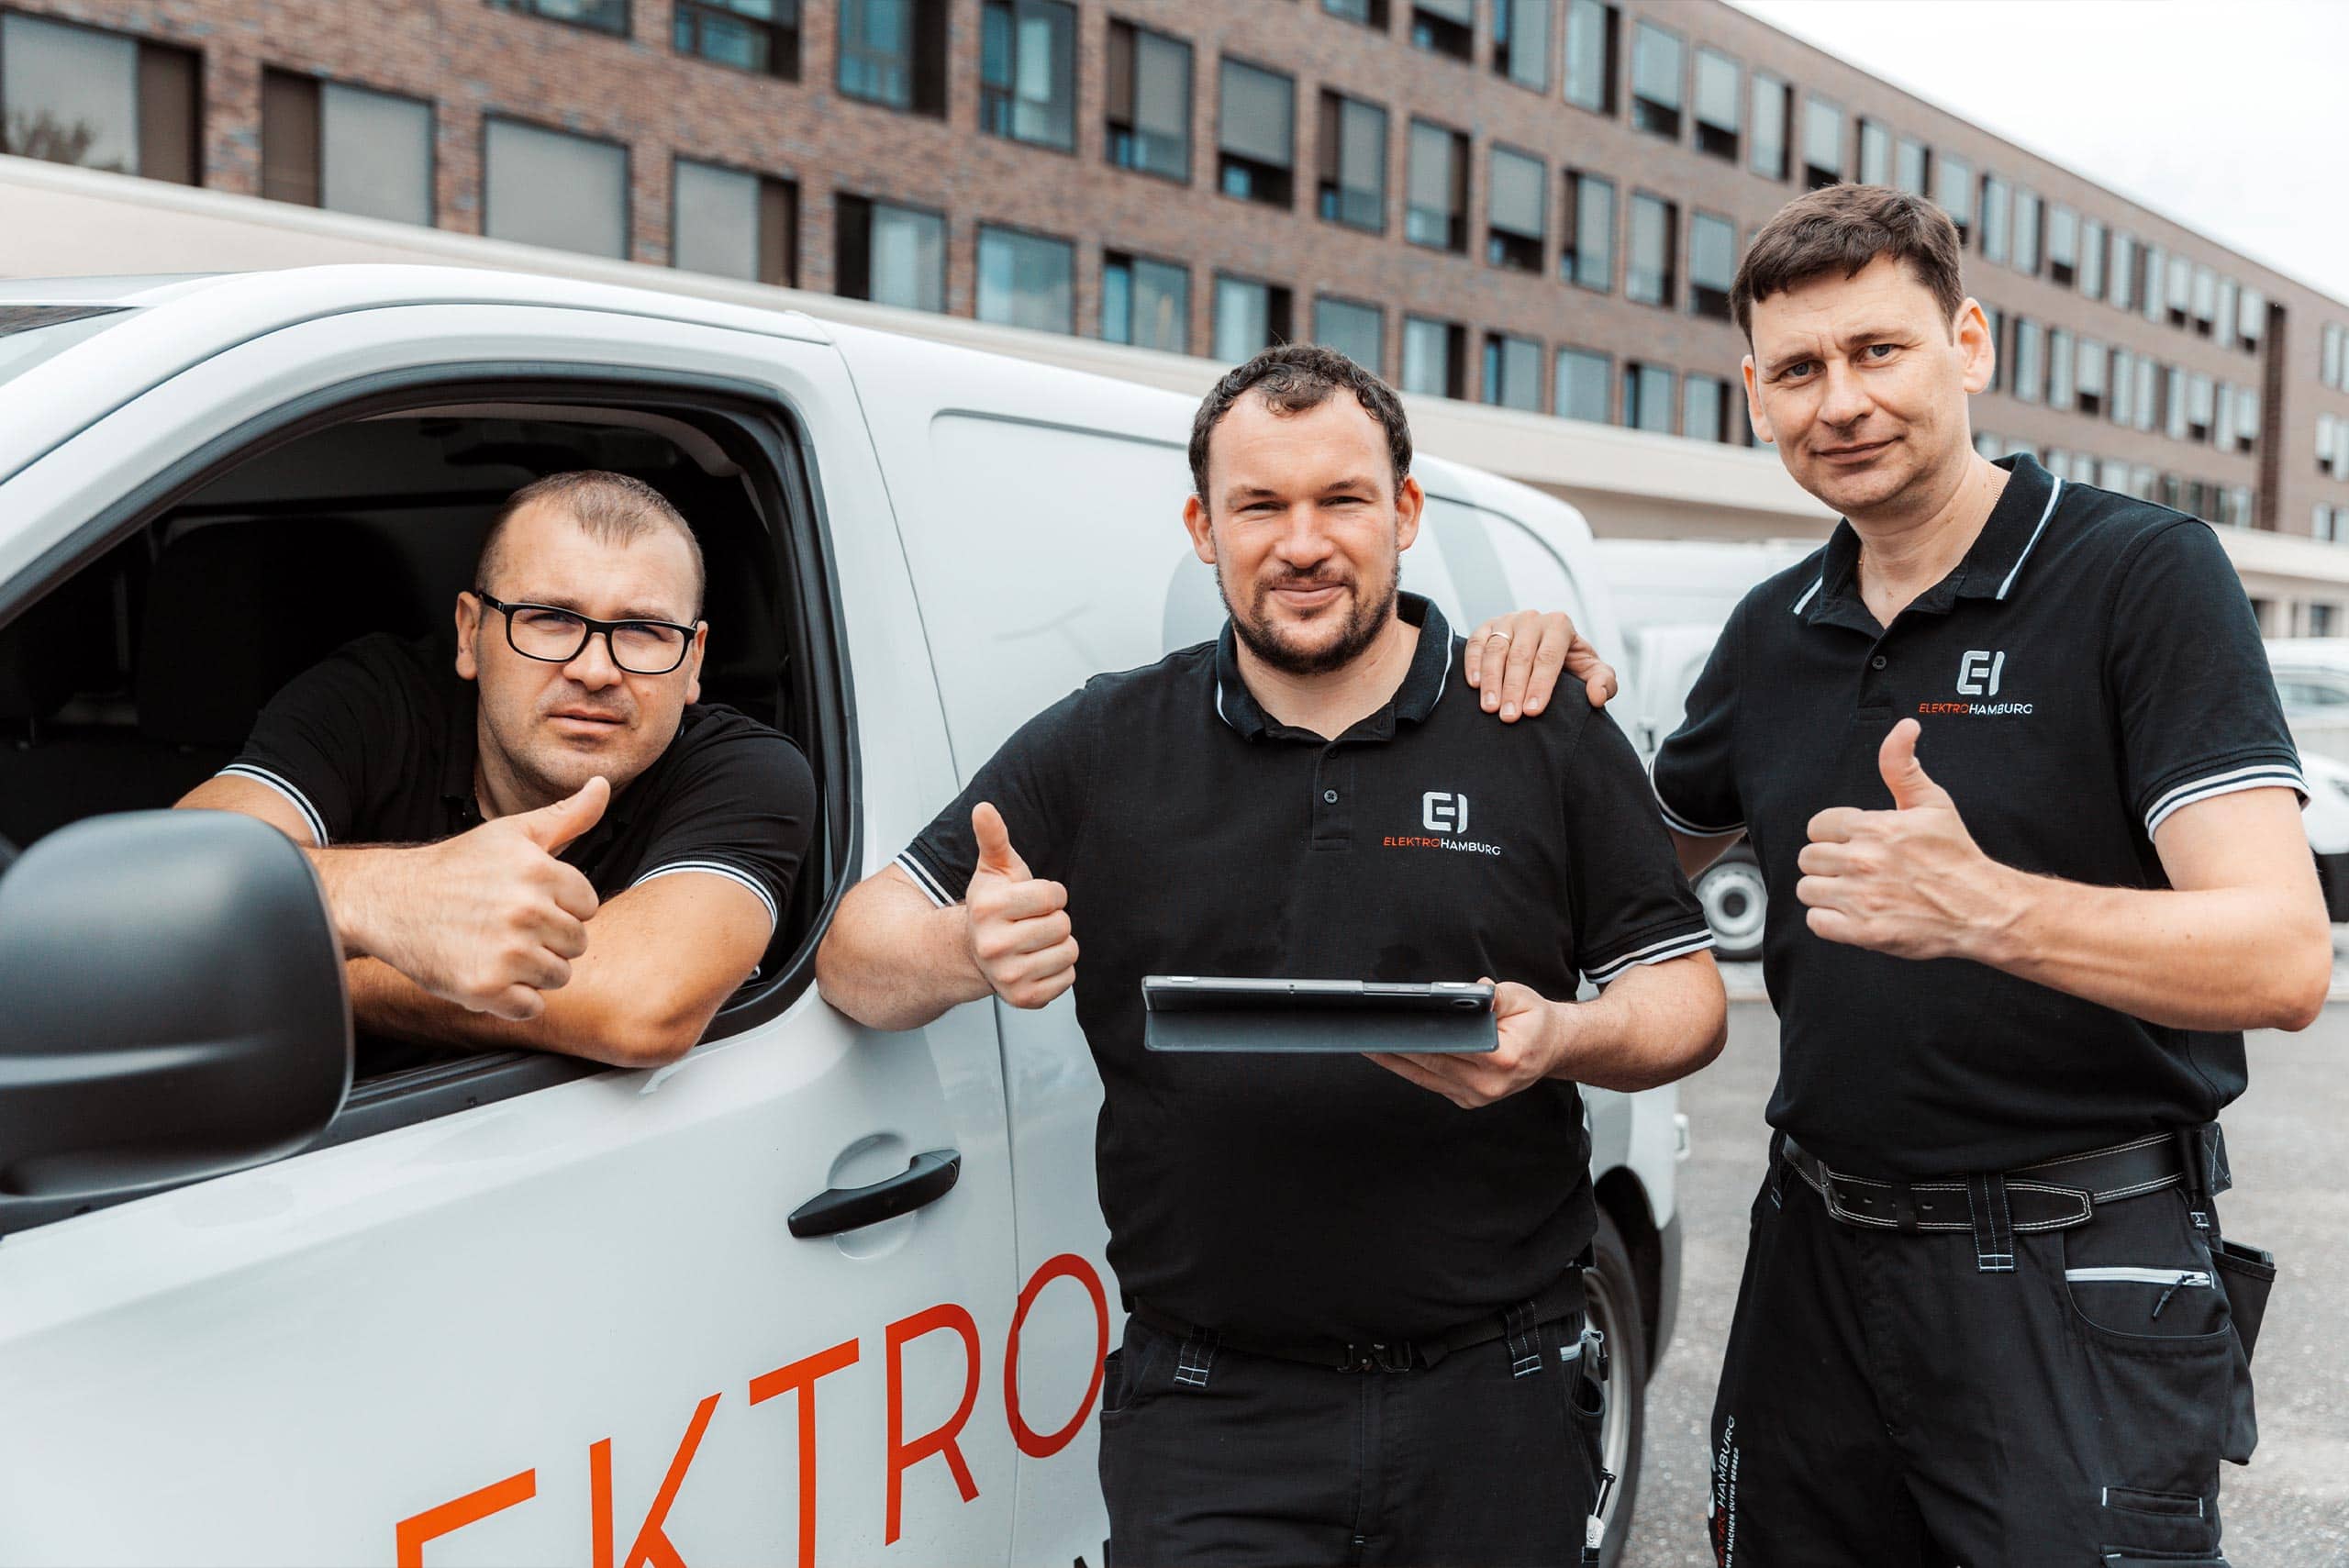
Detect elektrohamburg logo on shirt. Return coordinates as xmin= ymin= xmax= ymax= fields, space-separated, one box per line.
xmin=1383 ymin=790 xmax=1505 ymax=856
xmin=1920 ymin=649 xmax=2034 ymax=717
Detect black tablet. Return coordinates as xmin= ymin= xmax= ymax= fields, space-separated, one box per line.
xmin=1140 ymin=976 xmax=1498 ymax=1053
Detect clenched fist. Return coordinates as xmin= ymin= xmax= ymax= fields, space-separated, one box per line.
xmin=963 ymin=801 xmax=1078 ymax=1008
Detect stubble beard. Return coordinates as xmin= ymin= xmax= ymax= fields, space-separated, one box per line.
xmin=1219 ymin=549 xmax=1400 ymax=677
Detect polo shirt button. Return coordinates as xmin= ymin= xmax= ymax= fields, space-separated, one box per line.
xmin=1871 ymin=655 xmax=1888 ymax=670
xmin=1324 ymin=789 xmax=1339 ymax=803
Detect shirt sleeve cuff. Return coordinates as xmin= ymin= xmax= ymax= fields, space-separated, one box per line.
xmin=2143 ymin=761 xmax=2310 ymax=835
xmin=216 ymin=763 xmax=329 ymax=847
xmin=894 ymin=849 xmax=957 ymax=908
xmin=1652 ymin=774 xmax=1743 ymax=839
xmin=631 ymin=861 xmax=781 ymax=929
xmin=1582 ymin=925 xmax=1719 ymax=985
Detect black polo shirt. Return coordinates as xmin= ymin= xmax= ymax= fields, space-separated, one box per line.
xmin=1653 ymin=454 xmax=2306 ymax=1179
xmin=220 ymin=633 xmax=813 ymax=928
xmin=898 ymin=595 xmax=1712 ymax=1343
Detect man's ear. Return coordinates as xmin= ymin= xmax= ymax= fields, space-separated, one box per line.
xmin=1955 ymin=297 xmax=1996 ymax=396
xmin=1183 ymin=494 xmax=1217 ymax=567
xmin=453 ymin=592 xmax=482 ymax=683
xmin=684 ymin=622 xmax=708 ymax=706
xmin=1394 ymin=473 xmax=1425 ymax=553
xmin=1742 ymin=353 xmax=1773 ymax=446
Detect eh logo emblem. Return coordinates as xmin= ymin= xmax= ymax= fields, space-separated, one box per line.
xmin=1956 ymin=650 xmax=2006 ymax=697
xmin=1422 ymin=792 xmax=1468 ymax=834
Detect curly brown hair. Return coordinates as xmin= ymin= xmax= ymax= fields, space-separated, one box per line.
xmin=1187 ymin=343 xmax=1413 ymax=503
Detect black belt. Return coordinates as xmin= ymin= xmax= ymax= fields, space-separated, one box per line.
xmin=1782 ymin=1126 xmax=2229 ymax=1236
xmin=1130 ymin=1272 xmax=1586 ymax=1374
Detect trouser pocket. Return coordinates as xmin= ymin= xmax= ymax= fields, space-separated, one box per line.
xmin=2210 ymin=1236 xmax=2276 ymax=1463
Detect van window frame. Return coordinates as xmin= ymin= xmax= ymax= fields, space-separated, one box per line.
xmin=0 ymin=363 xmax=860 ymax=1233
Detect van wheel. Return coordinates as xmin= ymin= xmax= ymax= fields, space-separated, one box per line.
xmin=1583 ymin=1208 xmax=1648 ymax=1568
xmin=1694 ymin=844 xmax=1766 ymax=963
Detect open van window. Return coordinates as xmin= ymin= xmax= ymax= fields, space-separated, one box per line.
xmin=0 ymin=382 xmax=851 ymax=1231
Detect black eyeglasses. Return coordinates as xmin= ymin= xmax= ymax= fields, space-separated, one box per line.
xmin=473 ymin=592 xmax=698 ymax=675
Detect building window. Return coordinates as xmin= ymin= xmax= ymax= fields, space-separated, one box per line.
xmin=2010 ymin=317 xmax=2043 ymax=404
xmin=1402 ymin=316 xmax=1465 ymax=397
xmin=1561 ymin=170 xmax=1614 ymax=292
xmin=2164 ymin=364 xmax=2188 ymax=441
xmin=1410 ymin=0 xmax=1475 ymax=61
xmin=674 ymin=0 xmax=800 ymax=77
xmin=835 ymin=193 xmax=944 ymax=312
xmin=2011 ymin=189 xmax=2040 ymax=276
xmin=1625 ymin=192 xmax=1676 ymax=308
xmin=1317 ymin=92 xmax=1386 ymax=232
xmin=1935 ymin=152 xmax=1972 ymax=244
xmin=1405 ymin=119 xmax=1468 ymax=251
xmin=838 ymin=0 xmax=947 ymax=116
xmin=1856 ymin=118 xmax=1888 ymax=185
xmin=2075 ymin=337 xmax=2106 ymax=417
xmin=2047 ymin=204 xmax=2078 ymax=287
xmin=673 ymin=158 xmax=796 ymax=284
xmin=2190 ymin=265 xmax=2217 ymax=336
xmin=1101 ymin=250 xmax=1189 ymax=354
xmin=1322 ymin=0 xmax=1390 ymax=27
xmin=2215 ymin=277 xmax=2237 ymax=348
xmin=2079 ymin=219 xmax=2105 ymax=300
xmin=1214 ymin=274 xmax=1291 ymax=361
xmin=2324 ymin=324 xmax=2343 ymax=390
xmin=1493 ymin=0 xmax=1551 ymax=91
xmin=484 ymin=117 xmax=628 ymax=258
xmin=1313 ymin=295 xmax=1384 ymax=373
xmin=1801 ymin=95 xmax=1842 ymax=188
xmin=1555 ymin=348 xmax=1610 ymax=423
xmin=1564 ymin=0 xmax=1618 ymax=115
xmin=1684 ymin=373 xmax=1732 ymax=442
xmin=2321 ymin=414 xmax=2339 ymax=477
xmin=2046 ymin=327 xmax=2073 ymax=410
xmin=2310 ymin=604 xmax=2337 ymax=637
xmin=1630 ymin=21 xmax=1683 ymax=139
xmin=2133 ymin=355 xmax=2158 ymax=432
xmin=1486 ymin=144 xmax=1545 ymax=272
xmin=487 ymin=0 xmax=629 ymax=35
xmin=1621 ymin=361 xmax=1674 ymax=432
xmin=2237 ymin=287 xmax=2266 ymax=351
xmin=1106 ymin=21 xmax=1190 ymax=183
xmin=1895 ymin=135 xmax=1928 ymax=195
xmin=1483 ymin=331 xmax=1542 ymax=411
xmin=0 ymin=13 xmax=198 ymax=186
xmin=1689 ymin=210 xmax=1736 ymax=322
xmin=2146 ymin=244 xmax=2174 ymax=326
xmin=2186 ymin=372 xmax=2214 ymax=443
xmin=981 ymin=0 xmax=1075 ymax=150
xmin=1978 ymin=174 xmax=2010 ymax=265
xmin=2163 ymin=253 xmax=2193 ymax=327
xmin=261 ymin=72 xmax=433 ymax=226
xmin=1219 ymin=59 xmax=1296 ymax=206
xmin=1742 ymin=71 xmax=1789 ymax=182
xmin=2109 ymin=347 xmax=2134 ymax=426
xmin=2110 ymin=231 xmax=2136 ymax=311
xmin=976 ymin=226 xmax=1074 ymax=334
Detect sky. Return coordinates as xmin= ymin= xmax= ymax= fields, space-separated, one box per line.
xmin=1730 ymin=0 xmax=2349 ymax=305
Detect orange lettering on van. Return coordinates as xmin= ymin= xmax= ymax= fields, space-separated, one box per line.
xmin=591 ymin=1392 xmax=720 ymax=1568
xmin=884 ymin=1303 xmax=983 ymax=1545
xmin=395 ymin=1468 xmax=536 ymax=1566
xmin=749 ymin=1337 xmax=863 ymax=1568
xmin=1005 ymin=1253 xmax=1110 ymax=1459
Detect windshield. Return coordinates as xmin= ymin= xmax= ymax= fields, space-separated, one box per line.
xmin=0 ymin=305 xmax=137 ymax=391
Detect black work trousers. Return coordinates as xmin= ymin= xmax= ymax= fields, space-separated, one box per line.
xmin=1099 ymin=1308 xmax=1604 ymax=1567
xmin=1708 ymin=1147 xmax=2258 ymax=1567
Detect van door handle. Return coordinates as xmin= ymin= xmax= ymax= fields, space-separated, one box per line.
xmin=788 ymin=1149 xmax=961 ymax=1238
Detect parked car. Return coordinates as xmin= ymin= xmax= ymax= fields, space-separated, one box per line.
xmin=0 ymin=267 xmax=1685 ymax=1568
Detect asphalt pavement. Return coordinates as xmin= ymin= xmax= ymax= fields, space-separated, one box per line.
xmin=1616 ymin=963 xmax=2349 ymax=1568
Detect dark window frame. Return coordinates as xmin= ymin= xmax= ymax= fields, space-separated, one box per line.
xmin=1316 ymin=88 xmax=1387 ymax=234
xmin=833 ymin=188 xmax=949 ymax=309
xmin=836 ymin=0 xmax=950 ymax=117
xmin=1485 ymin=139 xmax=1545 ymax=272
xmin=261 ymin=69 xmax=439 ymax=222
xmin=1105 ymin=17 xmax=1192 ymax=185
xmin=980 ymin=0 xmax=1077 ymax=153
xmin=671 ymin=153 xmax=799 ymax=287
xmin=0 ymin=9 xmax=204 ymax=185
xmin=484 ymin=0 xmax=632 ymax=38
xmin=1216 ymin=54 xmax=1297 ymax=208
xmin=1403 ymin=115 xmax=1470 ymax=254
xmin=480 ymin=113 xmax=633 ymax=260
xmin=673 ymin=0 xmax=803 ymax=78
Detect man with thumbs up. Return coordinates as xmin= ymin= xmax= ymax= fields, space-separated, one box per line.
xmin=1633 ymin=186 xmax=2331 ymax=1564
xmin=178 ymin=471 xmax=813 ymax=1070
xmin=821 ymin=344 xmax=1725 ymax=1566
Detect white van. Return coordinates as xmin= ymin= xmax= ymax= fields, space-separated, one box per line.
xmin=0 ymin=267 xmax=1687 ymax=1568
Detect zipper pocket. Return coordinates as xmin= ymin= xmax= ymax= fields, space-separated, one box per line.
xmin=2065 ymin=1266 xmax=2212 ymax=1320
xmin=2064 ymin=1268 xmax=2211 ymax=1287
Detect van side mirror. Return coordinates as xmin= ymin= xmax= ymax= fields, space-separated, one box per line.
xmin=0 ymin=811 xmax=350 ymax=1221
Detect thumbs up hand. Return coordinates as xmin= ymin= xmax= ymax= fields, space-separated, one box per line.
xmin=963 ymin=802 xmax=1078 ymax=1008
xmin=364 ymin=776 xmax=607 ymax=1019
xmin=1798 ymin=719 xmax=2011 ymax=961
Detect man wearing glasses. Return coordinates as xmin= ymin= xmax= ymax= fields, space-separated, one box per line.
xmin=175 ymin=470 xmax=813 ymax=1069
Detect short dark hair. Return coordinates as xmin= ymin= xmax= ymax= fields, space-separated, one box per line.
xmin=1187 ymin=343 xmax=1413 ymax=503
xmin=474 ymin=471 xmax=706 ymax=617
xmin=1731 ymin=183 xmax=1966 ymax=340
